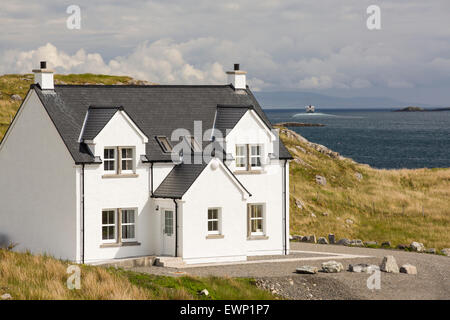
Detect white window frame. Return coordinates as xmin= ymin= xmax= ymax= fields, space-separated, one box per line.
xmin=207 ymin=208 xmax=221 ymax=235
xmin=249 ymin=204 xmax=265 ymax=236
xmin=121 ymin=208 xmax=137 ymax=242
xmin=119 ymin=147 xmax=134 ymax=174
xmin=104 ymin=148 xmax=116 ymax=172
xmin=235 ymin=145 xmax=247 ymax=170
xmin=101 ymin=209 xmax=117 ymax=243
xmin=249 ymin=144 xmax=263 ymax=169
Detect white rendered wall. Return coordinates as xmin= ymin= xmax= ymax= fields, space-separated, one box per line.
xmin=83 ymin=112 xmax=155 ymax=262
xmin=0 ymin=90 xmax=78 ymax=260
xmin=180 ymin=161 xmax=248 ymax=264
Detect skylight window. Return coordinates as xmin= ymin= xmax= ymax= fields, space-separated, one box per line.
xmin=156 ymin=136 xmax=173 ymax=153
xmin=185 ymin=136 xmax=202 ymax=152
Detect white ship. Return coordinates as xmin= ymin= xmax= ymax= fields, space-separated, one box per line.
xmin=305 ymin=105 xmax=315 ymax=113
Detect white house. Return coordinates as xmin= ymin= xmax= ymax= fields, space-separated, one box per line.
xmin=0 ymin=62 xmax=292 ymax=264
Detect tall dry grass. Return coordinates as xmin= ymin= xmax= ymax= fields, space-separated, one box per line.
xmin=280 ymin=128 xmax=450 ymax=250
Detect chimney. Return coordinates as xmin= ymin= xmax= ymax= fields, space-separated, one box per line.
xmin=226 ymin=63 xmax=247 ymax=89
xmin=32 ymin=61 xmax=54 ymax=90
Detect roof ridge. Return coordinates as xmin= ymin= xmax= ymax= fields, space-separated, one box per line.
xmin=52 ymin=84 xmax=233 ymax=88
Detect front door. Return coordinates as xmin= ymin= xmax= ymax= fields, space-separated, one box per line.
xmin=161 ymin=209 xmax=175 ymax=256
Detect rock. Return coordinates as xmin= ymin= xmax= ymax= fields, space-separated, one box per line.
xmin=328 ymin=234 xmax=335 ymax=244
xmin=315 ymin=175 xmax=327 ymax=186
xmin=355 ymin=172 xmax=363 ymax=181
xmin=296 ymin=266 xmax=318 ymax=274
xmin=337 ymin=238 xmax=351 ymax=246
xmin=301 ymin=236 xmax=309 ymax=242
xmin=321 ymin=261 xmax=344 ymax=273
xmin=289 ymin=234 xmax=294 ymax=240
xmin=307 ymin=235 xmax=316 ymax=243
xmin=10 ymin=94 xmax=22 ymax=101
xmin=1 ymin=293 xmax=12 ymax=300
xmin=441 ymin=248 xmax=450 ymax=256
xmin=426 ymin=248 xmax=436 ymax=254
xmin=200 ymin=289 xmax=209 ymax=296
xmin=295 ymin=145 xmax=307 ymax=153
xmin=345 ymin=219 xmax=354 ymax=225
xmin=380 ymin=255 xmax=399 ymax=273
xmin=349 ymin=264 xmax=379 ymax=273
xmin=317 ymin=237 xmax=328 ymax=244
xmin=311 ymin=213 xmax=316 ymax=218
xmin=322 ymin=212 xmax=329 ymax=216
xmin=400 ymin=264 xmax=417 ymax=275
xmin=410 ymin=242 xmax=425 ymax=252
xmin=292 ymin=235 xmax=302 ymax=241
xmin=295 ymin=199 xmax=305 ymax=210
xmin=381 ymin=241 xmax=391 ymax=247
xmin=364 ymin=241 xmax=378 ymax=247
xmin=350 ymin=239 xmax=364 ymax=247
xmin=396 ymin=244 xmax=408 ymax=250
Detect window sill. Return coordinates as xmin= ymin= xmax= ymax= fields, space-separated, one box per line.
xmin=247 ymin=235 xmax=269 ymax=240
xmin=233 ymin=170 xmax=263 ymax=175
xmin=205 ymin=234 xmax=224 ymax=240
xmin=100 ymin=241 xmax=141 ymax=248
xmin=102 ymin=173 xmax=139 ymax=179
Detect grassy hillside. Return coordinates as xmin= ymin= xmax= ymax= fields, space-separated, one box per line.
xmin=0 ymin=249 xmax=274 ymax=300
xmin=279 ymin=127 xmax=450 ymax=250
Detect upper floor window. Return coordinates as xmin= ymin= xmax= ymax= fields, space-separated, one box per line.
xmin=103 ymin=147 xmax=135 ymax=175
xmin=235 ymin=144 xmax=263 ymax=170
xmin=156 ymin=136 xmax=173 ymax=153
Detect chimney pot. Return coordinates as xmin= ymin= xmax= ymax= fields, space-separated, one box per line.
xmin=40 ymin=61 xmax=47 ymax=69
xmin=33 ymin=61 xmax=54 ymax=90
xmin=234 ymin=63 xmax=240 ymax=71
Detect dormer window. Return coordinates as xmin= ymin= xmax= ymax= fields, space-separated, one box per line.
xmin=156 ymin=136 xmax=173 ymax=153
xmin=103 ymin=147 xmax=136 ymax=176
xmin=235 ymin=144 xmax=263 ymax=171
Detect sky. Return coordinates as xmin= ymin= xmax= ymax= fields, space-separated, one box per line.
xmin=0 ymin=0 xmax=449 ymax=105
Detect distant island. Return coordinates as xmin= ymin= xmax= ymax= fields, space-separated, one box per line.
xmin=395 ymin=106 xmax=450 ymax=112
xmin=275 ymin=122 xmax=325 ymax=127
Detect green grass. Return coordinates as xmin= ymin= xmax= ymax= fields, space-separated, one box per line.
xmin=0 ymin=249 xmax=274 ymax=300
xmin=280 ymin=127 xmax=450 ymax=251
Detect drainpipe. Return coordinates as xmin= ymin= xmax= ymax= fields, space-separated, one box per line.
xmin=81 ymin=164 xmax=85 ymax=264
xmin=173 ymin=199 xmax=178 ymax=257
xmin=150 ymin=163 xmax=154 ymax=194
xmin=282 ymin=160 xmax=287 ymax=255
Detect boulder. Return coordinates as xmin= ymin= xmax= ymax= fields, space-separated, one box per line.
xmin=292 ymin=235 xmax=302 ymax=241
xmin=321 ymin=261 xmax=344 ymax=273
xmin=295 ymin=199 xmax=305 ymax=210
xmin=200 ymin=289 xmax=209 ymax=296
xmin=364 ymin=241 xmax=378 ymax=247
xmin=1 ymin=293 xmax=12 ymax=300
xmin=315 ymin=175 xmax=327 ymax=186
xmin=311 ymin=213 xmax=316 ymax=218
xmin=328 ymin=234 xmax=335 ymax=244
xmin=396 ymin=244 xmax=408 ymax=250
xmin=301 ymin=236 xmax=309 ymax=242
xmin=426 ymin=248 xmax=436 ymax=254
xmin=307 ymin=235 xmax=317 ymax=243
xmin=322 ymin=212 xmax=329 ymax=216
xmin=349 ymin=264 xmax=379 ymax=273
xmin=289 ymin=234 xmax=294 ymax=240
xmin=355 ymin=172 xmax=363 ymax=181
xmin=345 ymin=219 xmax=354 ymax=225
xmin=337 ymin=238 xmax=351 ymax=246
xmin=380 ymin=256 xmax=399 ymax=273
xmin=381 ymin=241 xmax=391 ymax=247
xmin=441 ymin=248 xmax=450 ymax=256
xmin=400 ymin=264 xmax=417 ymax=275
xmin=317 ymin=237 xmax=328 ymax=245
xmin=410 ymin=242 xmax=424 ymax=252
xmin=350 ymin=239 xmax=364 ymax=247
xmin=296 ymin=266 xmax=318 ymax=274
xmin=10 ymin=94 xmax=22 ymax=101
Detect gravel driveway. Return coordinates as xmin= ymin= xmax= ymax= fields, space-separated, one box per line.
xmin=129 ymin=242 xmax=450 ymax=300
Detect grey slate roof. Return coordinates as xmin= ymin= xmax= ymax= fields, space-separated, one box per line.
xmin=32 ymin=84 xmax=293 ymax=164
xmin=80 ymin=106 xmax=120 ymax=141
xmin=214 ymin=105 xmax=251 ymax=136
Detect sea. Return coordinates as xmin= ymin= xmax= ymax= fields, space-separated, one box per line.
xmin=264 ymin=108 xmax=450 ymax=169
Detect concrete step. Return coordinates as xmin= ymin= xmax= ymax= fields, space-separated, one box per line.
xmin=155 ymin=256 xmax=186 ymax=268
xmin=93 ymin=256 xmax=156 ymax=268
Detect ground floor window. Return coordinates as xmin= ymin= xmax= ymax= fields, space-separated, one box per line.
xmin=207 ymin=208 xmax=221 ymax=235
xmin=248 ymin=204 xmax=265 ymax=236
xmin=101 ymin=208 xmax=137 ymax=243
